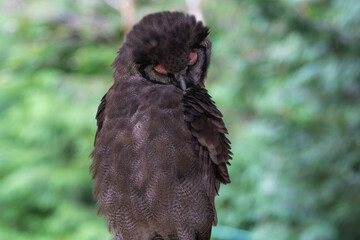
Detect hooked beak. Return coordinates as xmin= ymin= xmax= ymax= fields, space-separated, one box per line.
xmin=179 ymin=75 xmax=187 ymax=91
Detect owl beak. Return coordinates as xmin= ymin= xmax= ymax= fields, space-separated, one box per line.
xmin=179 ymin=76 xmax=187 ymax=90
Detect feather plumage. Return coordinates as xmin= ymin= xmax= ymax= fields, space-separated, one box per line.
xmin=90 ymin=11 xmax=231 ymax=240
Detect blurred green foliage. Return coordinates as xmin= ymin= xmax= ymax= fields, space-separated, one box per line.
xmin=1 ymin=0 xmax=359 ymax=239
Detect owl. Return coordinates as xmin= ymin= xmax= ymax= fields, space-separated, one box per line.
xmin=90 ymin=11 xmax=232 ymax=240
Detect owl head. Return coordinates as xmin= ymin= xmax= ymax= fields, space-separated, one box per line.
xmin=112 ymin=11 xmax=212 ymax=89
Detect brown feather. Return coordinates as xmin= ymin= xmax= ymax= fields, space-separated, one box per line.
xmin=90 ymin=11 xmax=231 ymax=240
xmin=182 ymin=85 xmax=232 ymax=226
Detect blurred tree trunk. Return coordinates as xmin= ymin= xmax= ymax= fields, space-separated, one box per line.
xmin=186 ymin=0 xmax=203 ymax=22
xmin=104 ymin=0 xmax=136 ymax=35
xmin=120 ymin=0 xmax=136 ymax=35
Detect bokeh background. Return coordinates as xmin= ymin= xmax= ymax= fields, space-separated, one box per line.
xmin=1 ymin=0 xmax=360 ymax=239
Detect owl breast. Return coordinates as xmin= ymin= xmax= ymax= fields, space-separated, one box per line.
xmin=92 ymin=78 xmax=217 ymax=239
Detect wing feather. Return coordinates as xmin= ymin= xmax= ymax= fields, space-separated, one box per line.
xmin=94 ymin=92 xmax=107 ymax=145
xmin=183 ymin=86 xmax=232 ymax=184
xmin=183 ymin=86 xmax=232 ymax=226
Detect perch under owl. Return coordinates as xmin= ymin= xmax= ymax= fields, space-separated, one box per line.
xmin=90 ymin=11 xmax=232 ymax=240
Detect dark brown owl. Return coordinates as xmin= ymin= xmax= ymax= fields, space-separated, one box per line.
xmin=90 ymin=11 xmax=232 ymax=240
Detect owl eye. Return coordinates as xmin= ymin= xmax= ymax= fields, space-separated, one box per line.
xmin=154 ymin=64 xmax=168 ymax=74
xmin=189 ymin=52 xmax=197 ymax=66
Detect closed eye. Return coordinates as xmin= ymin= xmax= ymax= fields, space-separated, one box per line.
xmin=189 ymin=52 xmax=197 ymax=66
xmin=154 ymin=64 xmax=168 ymax=74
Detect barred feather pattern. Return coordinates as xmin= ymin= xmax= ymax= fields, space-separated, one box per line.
xmin=90 ymin=79 xmax=225 ymax=240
